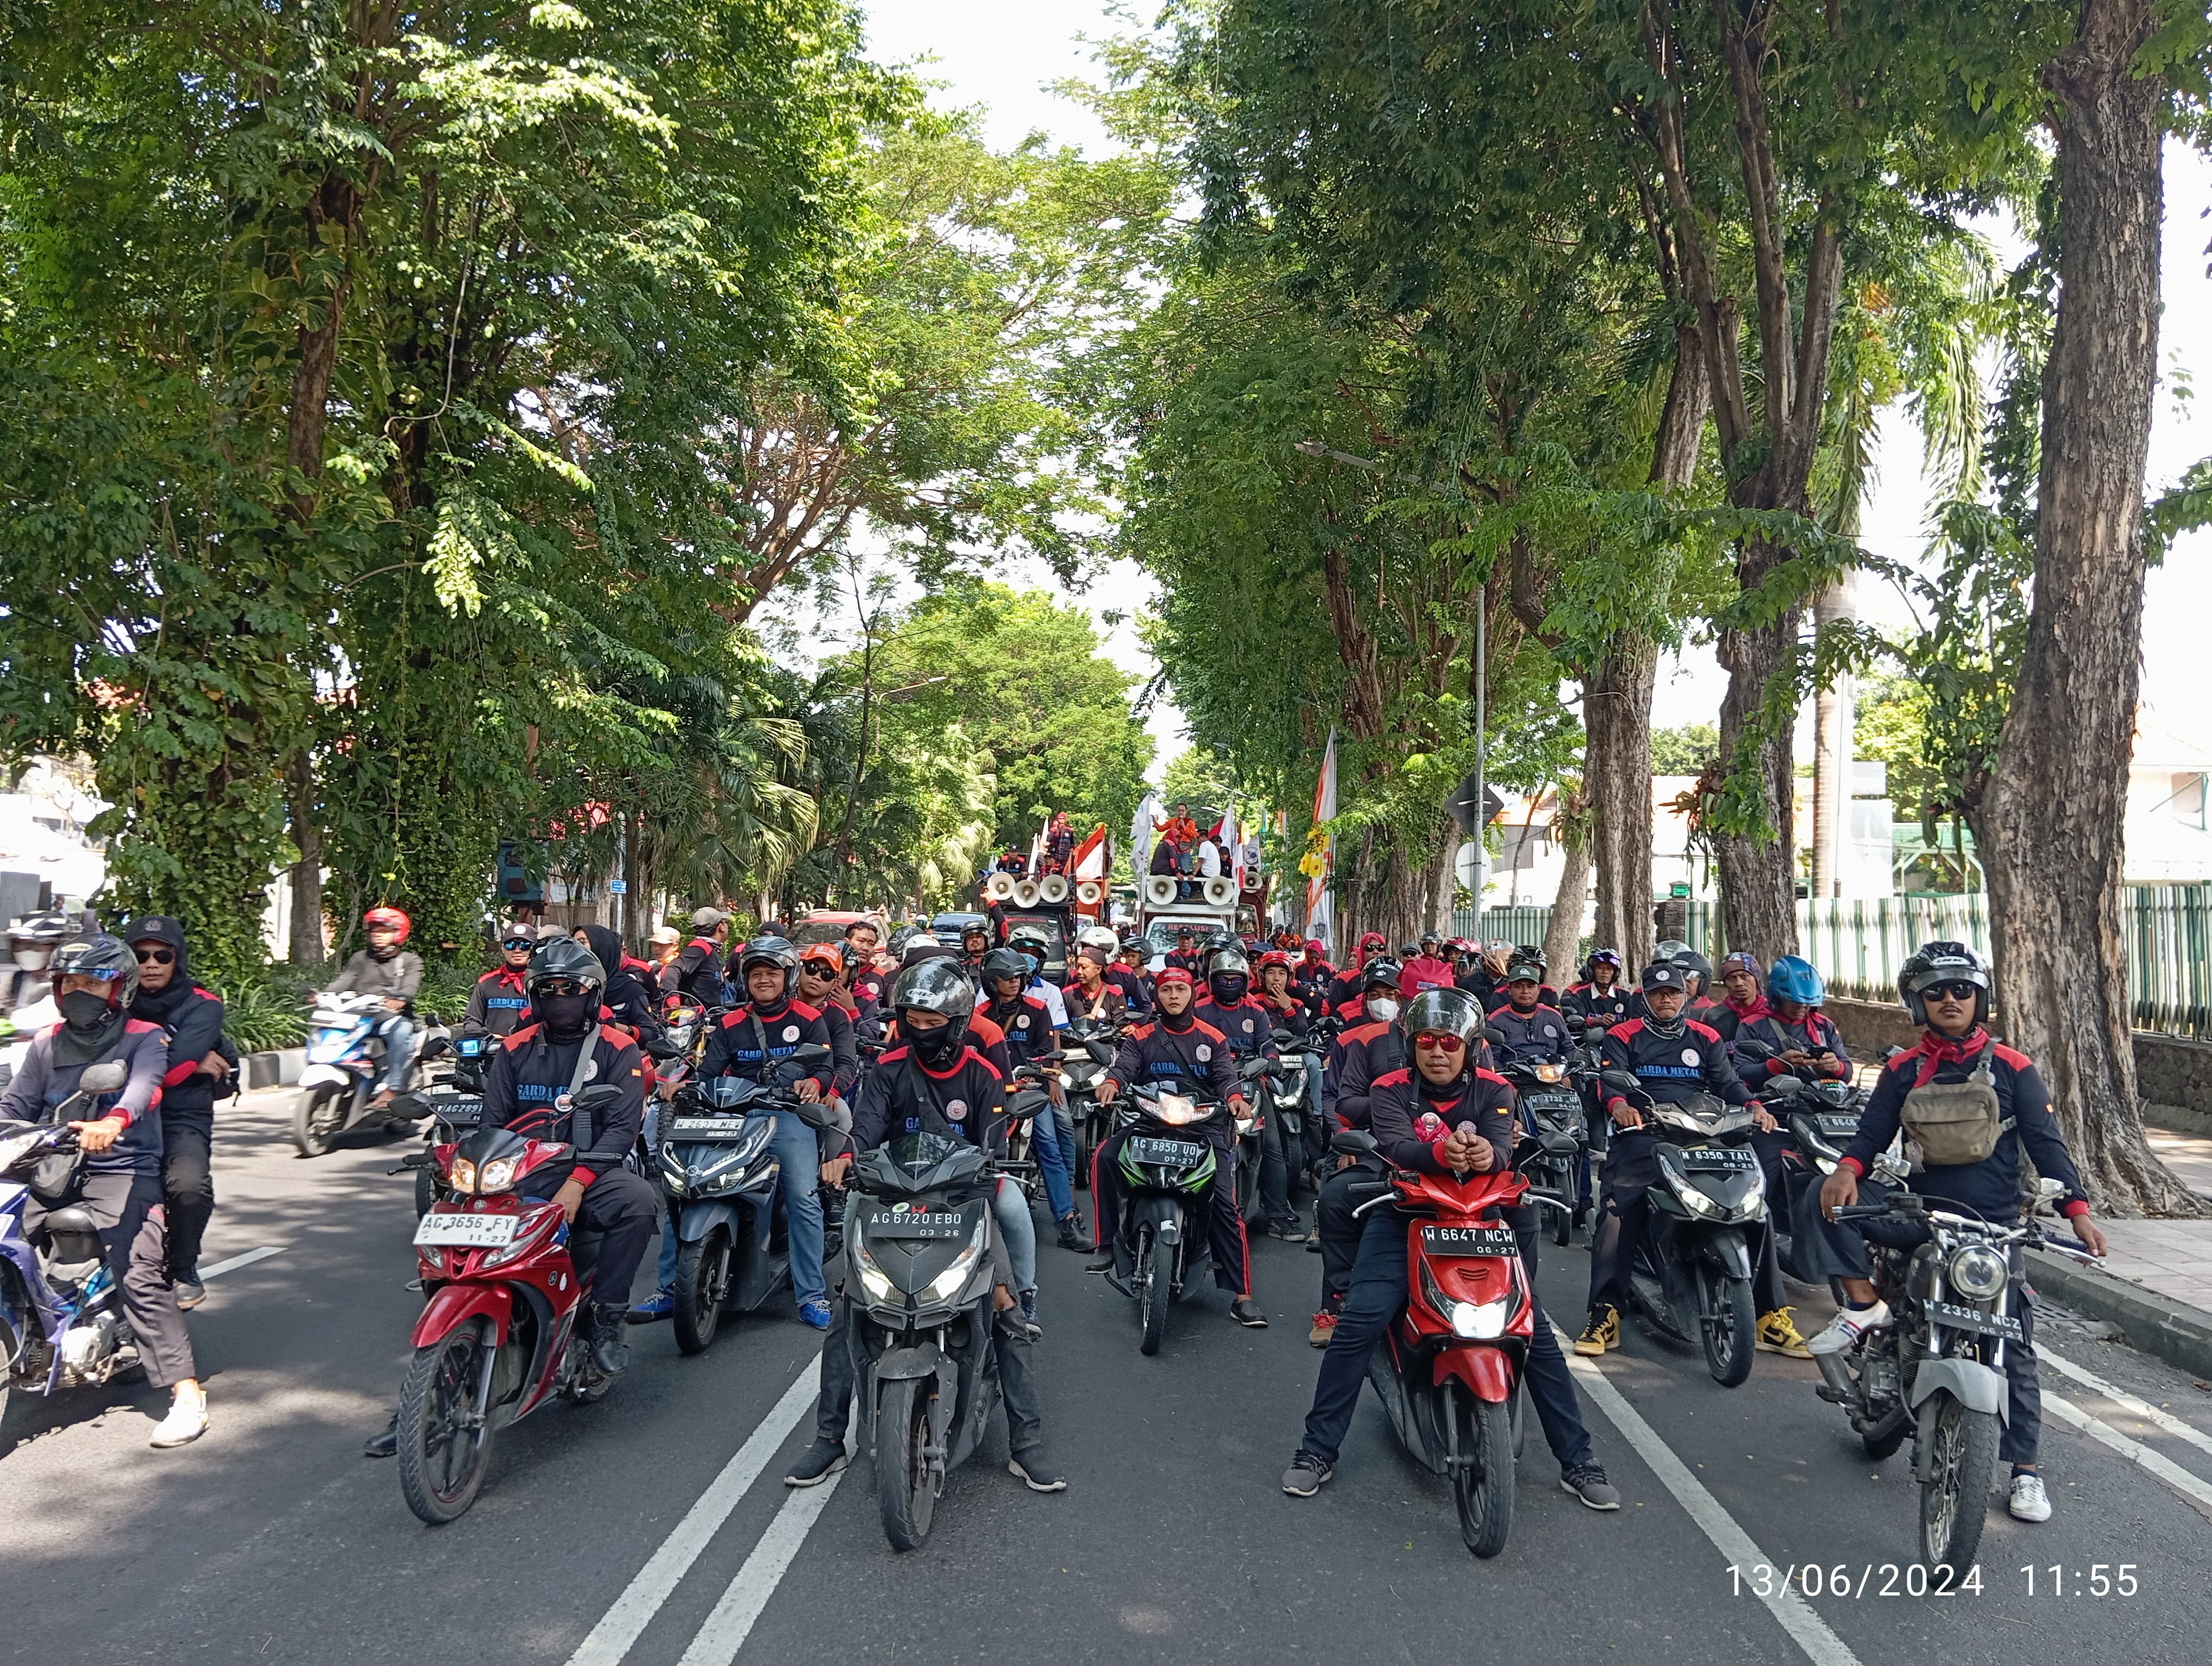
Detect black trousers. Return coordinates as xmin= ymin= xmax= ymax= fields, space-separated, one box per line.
xmin=1090 ymin=1127 xmax=1252 ymax=1294
xmin=162 ymin=1113 xmax=215 ymax=1277
xmin=1793 ymin=1178 xmax=2044 ymax=1466
xmin=1257 ymin=1114 xmax=1296 ymax=1225
xmin=1586 ymin=1135 xmax=1789 ymax=1316
xmin=1314 ymin=1161 xmax=1384 ymax=1308
xmin=522 ymin=1167 xmax=657 ymax=1307
xmin=25 ymin=1170 xmax=197 ymax=1388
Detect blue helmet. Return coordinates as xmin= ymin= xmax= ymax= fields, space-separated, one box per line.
xmin=1765 ymin=955 xmax=1825 ymax=1007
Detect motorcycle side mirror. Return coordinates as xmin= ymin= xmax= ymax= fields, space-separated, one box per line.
xmin=1238 ymin=1056 xmax=1269 ymax=1078
xmin=573 ymin=1082 xmax=627 ymax=1113
xmin=1484 ymin=1026 xmax=1512 ymax=1047
xmin=1330 ymin=1128 xmax=1378 ymax=1156
xmin=1599 ymin=1069 xmax=1643 ymax=1097
xmin=789 ymin=1098 xmax=836 ymax=1133
xmin=2035 ymin=1175 xmax=2067 ymax=1201
xmin=76 ymin=1059 xmax=130 ymax=1094
xmin=1562 ymin=1014 xmax=1587 ymax=1034
xmin=1763 ymin=1074 xmax=1802 ymax=1096
xmin=1732 ymin=1039 xmax=1773 ymax=1061
xmin=644 ymin=1037 xmax=684 ymax=1060
xmin=786 ymin=1043 xmax=831 ymax=1063
xmin=1083 ymin=1037 xmax=1115 ymax=1065
xmin=419 ymin=1035 xmax=454 ymax=1061
xmin=1271 ymin=1027 xmax=1297 ymax=1047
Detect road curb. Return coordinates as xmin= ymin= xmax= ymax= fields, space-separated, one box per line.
xmin=2028 ymin=1248 xmax=2212 ymax=1382
xmin=243 ymin=1048 xmax=305 ymax=1090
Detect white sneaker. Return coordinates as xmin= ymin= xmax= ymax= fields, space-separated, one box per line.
xmin=1805 ymin=1301 xmax=1891 ymax=1356
xmin=2008 ymin=1472 xmax=2052 ymax=1522
xmin=150 ymin=1388 xmax=208 ymax=1449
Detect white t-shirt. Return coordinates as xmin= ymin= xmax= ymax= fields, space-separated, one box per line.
xmin=1197 ymin=840 xmax=1222 ymax=877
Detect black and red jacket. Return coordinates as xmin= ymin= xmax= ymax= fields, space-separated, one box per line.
xmin=1707 ymin=994 xmax=1769 ymax=1043
xmin=700 ymin=998 xmax=834 ymax=1095
xmin=1838 ymin=1028 xmax=2088 ymax=1222
xmin=851 ymin=1043 xmax=1006 ymax=1152
xmin=981 ymin=991 xmax=1057 ymax=1068
xmin=1295 ymin=956 xmax=1335 ymax=1001
xmin=1323 ymin=1018 xmax=1403 ymax=1132
xmin=1192 ymin=994 xmax=1279 ymax=1060
xmin=1104 ymin=964 xmax=1153 ymax=1015
xmin=660 ymin=937 xmax=731 ymax=1008
xmin=1560 ymin=979 xmax=1630 ymax=1029
xmin=1062 ymin=977 xmax=1130 ymax=1029
xmin=1598 ymin=1017 xmax=1749 ymax=1118
xmin=1484 ymin=1001 xmax=1572 ymax=1063
xmin=1733 ymin=1008 xmax=1850 ymax=1085
xmin=1253 ymin=987 xmax=1311 ymax=1040
xmin=487 ymin=1021 xmax=645 ymax=1190
xmin=1108 ymin=1014 xmax=1244 ymax=1143
xmin=1368 ymin=1066 xmax=1515 ymax=1175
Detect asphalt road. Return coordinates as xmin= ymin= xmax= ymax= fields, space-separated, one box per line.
xmin=5 ymin=1087 xmax=2211 ymax=1666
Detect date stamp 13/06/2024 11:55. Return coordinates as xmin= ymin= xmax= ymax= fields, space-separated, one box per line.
xmin=1729 ymin=1564 xmax=2143 ymax=1599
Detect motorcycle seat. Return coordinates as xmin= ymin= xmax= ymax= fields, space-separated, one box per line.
xmin=40 ymin=1204 xmax=100 ymax=1240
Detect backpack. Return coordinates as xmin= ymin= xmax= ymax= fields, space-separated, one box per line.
xmin=1899 ymin=1040 xmax=2010 ymax=1167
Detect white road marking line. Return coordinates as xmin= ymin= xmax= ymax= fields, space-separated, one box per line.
xmin=1555 ymin=1330 xmax=1860 ymax=1666
xmin=676 ymin=1466 xmax=846 ymax=1666
xmin=2042 ymin=1391 xmax=2212 ymax=1515
xmin=197 ymin=1246 xmax=286 ymax=1279
xmin=2040 ymin=1345 xmax=2212 ymax=1464
xmin=565 ymin=1359 xmax=820 ymax=1666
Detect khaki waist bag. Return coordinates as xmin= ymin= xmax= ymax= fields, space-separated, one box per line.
xmin=1899 ymin=1041 xmax=2011 ymax=1167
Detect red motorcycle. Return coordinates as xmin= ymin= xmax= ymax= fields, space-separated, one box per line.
xmin=394 ymin=1084 xmax=627 ymax=1524
xmin=1341 ymin=1132 xmax=1535 ymax=1557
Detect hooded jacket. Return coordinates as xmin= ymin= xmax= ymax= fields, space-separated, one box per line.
xmin=124 ymin=916 xmax=230 ymax=1126
xmin=581 ymin=924 xmax=664 ymax=1045
xmin=0 ymin=1019 xmax=170 ymax=1175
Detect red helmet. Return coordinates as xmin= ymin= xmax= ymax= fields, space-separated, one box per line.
xmin=364 ymin=906 xmax=412 ymax=945
xmin=1304 ymin=938 xmax=1326 ymax=956
xmin=1257 ymin=949 xmax=1293 ymax=967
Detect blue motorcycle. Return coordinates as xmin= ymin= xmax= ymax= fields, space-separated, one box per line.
xmin=0 ymin=1058 xmax=134 ymax=1427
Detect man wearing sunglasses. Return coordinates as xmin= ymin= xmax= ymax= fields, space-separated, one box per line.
xmin=1282 ymin=988 xmax=1617 ymax=1509
xmin=464 ymin=921 xmax=542 ymax=1039
xmin=125 ymin=917 xmax=233 ymax=1310
xmin=1808 ymin=941 xmax=2107 ymax=1525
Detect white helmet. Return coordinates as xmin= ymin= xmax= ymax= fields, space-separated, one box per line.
xmin=1079 ymin=924 xmax=1118 ymax=953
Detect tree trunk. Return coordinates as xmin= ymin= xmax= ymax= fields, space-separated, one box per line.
xmin=1713 ymin=563 xmax=1801 ymax=964
xmin=1543 ymin=834 xmax=1591 ymax=982
xmin=1984 ymin=0 xmax=2197 ymax=1217
xmin=285 ymin=749 xmax=325 ymax=968
xmin=1811 ymin=576 xmax=1856 ymax=898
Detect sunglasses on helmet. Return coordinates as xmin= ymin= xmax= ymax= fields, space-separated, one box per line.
xmin=1413 ymin=1032 xmax=1466 ymax=1054
xmin=534 ymin=977 xmax=591 ymax=998
xmin=1924 ymin=979 xmax=1980 ymax=1002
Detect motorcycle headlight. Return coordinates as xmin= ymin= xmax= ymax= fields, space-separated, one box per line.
xmin=1153 ymin=1093 xmax=1203 ymax=1126
xmin=925 ymin=1220 xmax=989 ymax=1302
xmin=478 ymin=1156 xmax=520 ymax=1193
xmin=1670 ymin=1176 xmax=1718 ymax=1216
xmin=1059 ymin=1072 xmax=1076 ymax=1091
xmin=1947 ymin=1244 xmax=2009 ymax=1301
xmin=850 ymin=1235 xmax=896 ymax=1303
xmin=1450 ymin=1298 xmax=1512 ymax=1340
xmin=1534 ymin=1061 xmax=1567 ymax=1084
xmin=448 ymin=1157 xmax=477 ymax=1193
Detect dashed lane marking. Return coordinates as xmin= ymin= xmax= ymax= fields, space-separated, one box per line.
xmin=197 ymin=1246 xmax=287 ymax=1279
xmin=676 ymin=1466 xmax=846 ymax=1665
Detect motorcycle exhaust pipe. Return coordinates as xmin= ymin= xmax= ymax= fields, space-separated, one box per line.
xmin=1812 ymin=1349 xmax=1854 ymax=1404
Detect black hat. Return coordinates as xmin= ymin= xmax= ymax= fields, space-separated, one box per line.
xmin=1639 ymin=961 xmax=1683 ymax=993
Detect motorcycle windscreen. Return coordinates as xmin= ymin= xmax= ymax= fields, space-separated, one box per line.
xmin=861 ymin=1132 xmax=989 ymax=1194
xmin=859 ymin=1198 xmax=988 ymax=1293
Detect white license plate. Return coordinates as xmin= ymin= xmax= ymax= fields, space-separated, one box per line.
xmin=1683 ymin=1147 xmax=1759 ymax=1171
xmin=668 ymin=1117 xmax=751 ymax=1138
xmin=414 ymin=1213 xmax=518 ymax=1248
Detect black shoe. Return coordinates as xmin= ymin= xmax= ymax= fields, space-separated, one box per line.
xmin=1561 ymin=1463 xmax=1621 ymax=1510
xmin=1009 ymin=1447 xmax=1068 ymax=1492
xmin=1231 ymin=1297 xmax=1268 ymax=1328
xmin=783 ymin=1438 xmax=848 ymax=1488
xmin=363 ymin=1415 xmax=398 ymax=1459
xmin=1019 ymin=1290 xmax=1043 ymax=1338
xmin=588 ymin=1303 xmax=631 ymax=1375
xmin=1265 ymin=1218 xmax=1308 ymax=1242
xmin=1304 ymin=1236 xmax=1323 ymax=1253
xmin=1281 ymin=1450 xmax=1332 ymax=1497
xmin=1056 ymin=1214 xmax=1089 ymax=1252
xmin=1084 ymin=1252 xmax=1115 ymax=1274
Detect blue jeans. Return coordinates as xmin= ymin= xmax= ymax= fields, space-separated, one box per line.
xmin=655 ymin=1203 xmax=681 ymax=1295
xmin=376 ymin=1014 xmax=417 ymax=1093
xmin=1299 ymin=1208 xmax=1592 ymax=1472
xmin=993 ymin=1177 xmax=1039 ymax=1293
xmin=1030 ymin=1099 xmax=1076 ymax=1222
xmin=769 ymin=1108 xmax=827 ymax=1308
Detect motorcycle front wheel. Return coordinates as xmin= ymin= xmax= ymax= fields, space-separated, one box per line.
xmin=1449 ymin=1381 xmax=1516 ymax=1558
xmin=292 ymin=1084 xmax=344 ymax=1158
xmin=1136 ymin=1225 xmax=1167 ymax=1357
xmin=1236 ymin=1141 xmax=1263 ymax=1226
xmin=1919 ymin=1391 xmax=1998 ymax=1572
xmin=1701 ymin=1270 xmax=1757 ymax=1387
xmin=673 ymin=1232 xmax=731 ymax=1356
xmin=397 ymin=1318 xmax=496 ymax=1524
xmin=413 ymin=1161 xmax=439 ymax=1219
xmin=877 ymin=1374 xmax=937 ymax=1551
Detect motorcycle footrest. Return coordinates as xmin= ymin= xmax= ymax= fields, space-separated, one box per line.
xmin=1815 ymin=1384 xmax=1850 ymax=1404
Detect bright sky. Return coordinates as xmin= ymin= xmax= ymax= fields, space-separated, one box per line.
xmin=860 ymin=0 xmax=2212 ymax=775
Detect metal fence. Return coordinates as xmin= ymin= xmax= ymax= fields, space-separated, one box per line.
xmin=1452 ymin=886 xmax=2212 ymax=1040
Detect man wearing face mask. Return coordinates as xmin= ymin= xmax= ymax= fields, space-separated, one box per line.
xmin=123 ymin=917 xmax=233 ymax=1309
xmin=1083 ymin=969 xmax=1268 ymax=1328
xmin=1195 ymin=949 xmax=1304 ymax=1242
xmin=0 ymin=934 xmax=206 ymax=1446
xmin=1306 ymin=959 xmax=1405 ymax=1343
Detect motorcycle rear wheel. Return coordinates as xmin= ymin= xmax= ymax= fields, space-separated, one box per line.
xmin=413 ymin=1162 xmax=439 ymax=1219
xmin=1136 ymin=1226 xmax=1167 ymax=1357
xmin=1450 ymin=1382 xmax=1516 ymax=1558
xmin=877 ymin=1374 xmax=936 ymax=1551
xmin=1702 ymin=1271 xmax=1757 ymax=1388
xmin=1551 ymin=1182 xmax=1572 ymax=1247
xmin=292 ymin=1085 xmax=343 ymax=1158
xmin=673 ymin=1232 xmax=730 ymax=1356
xmin=1236 ymin=1142 xmax=1263 ymax=1226
xmin=1919 ymin=1392 xmax=1998 ymax=1573
xmin=397 ymin=1319 xmax=495 ymax=1524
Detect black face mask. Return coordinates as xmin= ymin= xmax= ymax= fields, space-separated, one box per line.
xmin=60 ymin=989 xmax=114 ymax=1030
xmin=910 ymin=1022 xmax=964 ymax=1069
xmin=536 ymin=992 xmax=596 ymax=1037
xmin=1210 ymin=974 xmax=1248 ymax=1004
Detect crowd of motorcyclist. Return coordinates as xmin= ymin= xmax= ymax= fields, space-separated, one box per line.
xmin=0 ymin=885 xmax=2107 ymax=1535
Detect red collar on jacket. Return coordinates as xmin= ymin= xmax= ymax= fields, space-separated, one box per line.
xmin=1725 ymin=995 xmax=1771 ymax=1023
xmin=482 ymin=966 xmax=526 ymax=992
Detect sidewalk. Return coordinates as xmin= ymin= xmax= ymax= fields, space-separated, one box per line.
xmin=2026 ymin=1123 xmax=2212 ymax=1381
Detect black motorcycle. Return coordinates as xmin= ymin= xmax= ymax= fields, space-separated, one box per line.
xmin=1599 ymin=1071 xmax=1769 ymax=1387
xmin=844 ymin=1125 xmax=1004 ymax=1550
xmin=1733 ymin=1039 xmax=1863 ymax=1285
xmin=398 ymin=1033 xmax=486 ymax=1216
xmin=1105 ymin=1079 xmax=1230 ymax=1356
xmin=1058 ymin=1029 xmax=1118 ymax=1188
xmin=1498 ymin=1052 xmax=1586 ymax=1246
